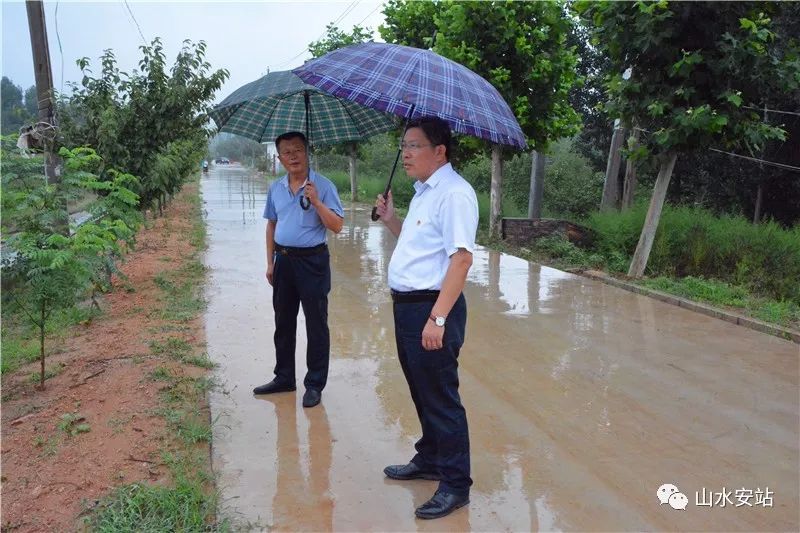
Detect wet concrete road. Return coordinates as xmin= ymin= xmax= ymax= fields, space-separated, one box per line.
xmin=202 ymin=167 xmax=799 ymax=532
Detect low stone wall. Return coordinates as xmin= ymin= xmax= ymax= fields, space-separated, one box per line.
xmin=501 ymin=218 xmax=593 ymax=247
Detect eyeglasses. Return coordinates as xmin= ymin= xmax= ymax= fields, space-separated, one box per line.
xmin=279 ymin=148 xmax=306 ymax=158
xmin=400 ymin=142 xmax=434 ymax=152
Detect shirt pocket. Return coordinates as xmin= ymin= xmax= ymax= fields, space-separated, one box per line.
xmin=302 ymin=206 xmax=321 ymax=227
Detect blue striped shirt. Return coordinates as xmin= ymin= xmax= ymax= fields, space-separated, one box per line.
xmin=263 ymin=170 xmax=344 ymax=247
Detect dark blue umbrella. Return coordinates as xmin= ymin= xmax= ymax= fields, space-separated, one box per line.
xmin=293 ymin=43 xmax=526 ymax=220
xmin=292 ymin=42 xmax=526 ymax=149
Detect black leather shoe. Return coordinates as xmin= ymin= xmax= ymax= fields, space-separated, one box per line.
xmin=253 ymin=380 xmax=296 ymax=395
xmin=415 ymin=490 xmax=469 ymax=519
xmin=302 ymin=389 xmax=321 ymax=408
xmin=383 ymin=462 xmax=440 ymax=481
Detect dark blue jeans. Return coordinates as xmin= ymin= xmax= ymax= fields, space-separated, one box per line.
xmin=272 ymin=250 xmax=331 ymax=391
xmin=393 ymin=293 xmax=472 ymax=497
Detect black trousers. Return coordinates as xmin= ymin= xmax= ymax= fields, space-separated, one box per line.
xmin=272 ymin=248 xmax=331 ymax=391
xmin=393 ymin=293 xmax=472 ymax=497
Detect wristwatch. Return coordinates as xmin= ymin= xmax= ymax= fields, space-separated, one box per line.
xmin=429 ymin=314 xmax=446 ymax=327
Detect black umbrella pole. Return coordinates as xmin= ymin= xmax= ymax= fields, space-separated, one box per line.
xmin=372 ymin=104 xmax=415 ymax=222
xmin=371 ymin=148 xmax=403 ymax=221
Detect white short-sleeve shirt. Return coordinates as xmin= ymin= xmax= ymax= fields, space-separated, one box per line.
xmin=388 ymin=162 xmax=479 ymax=291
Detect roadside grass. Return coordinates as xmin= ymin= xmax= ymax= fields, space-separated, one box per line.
xmin=86 ymin=178 xmax=227 ymax=531
xmin=86 ymin=451 xmax=223 ymax=532
xmin=640 ymin=276 xmax=800 ymax=328
xmin=153 ymin=259 xmax=207 ymax=322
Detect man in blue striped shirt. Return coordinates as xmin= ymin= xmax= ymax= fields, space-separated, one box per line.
xmin=253 ymin=132 xmax=344 ymax=408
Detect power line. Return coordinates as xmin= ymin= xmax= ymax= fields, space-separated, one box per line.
xmin=708 ymin=148 xmax=800 ymax=173
xmin=631 ymin=127 xmax=799 ymax=173
xmin=742 ymin=105 xmax=800 ymax=118
xmin=122 ymin=0 xmax=147 ymax=46
xmin=329 ymin=0 xmax=360 ymax=29
xmin=355 ymin=3 xmax=382 ymax=28
xmin=271 ymin=0 xmax=361 ymax=69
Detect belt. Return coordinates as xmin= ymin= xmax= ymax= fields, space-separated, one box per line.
xmin=390 ymin=289 xmax=440 ymax=304
xmin=274 ymin=243 xmax=327 ymax=257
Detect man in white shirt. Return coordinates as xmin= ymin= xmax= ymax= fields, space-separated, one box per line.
xmin=374 ymin=116 xmax=478 ymax=519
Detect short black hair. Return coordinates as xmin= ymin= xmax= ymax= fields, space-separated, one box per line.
xmin=275 ymin=131 xmax=308 ymax=151
xmin=406 ymin=116 xmax=451 ymax=161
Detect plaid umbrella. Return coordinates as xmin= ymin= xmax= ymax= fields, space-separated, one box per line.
xmin=292 ymin=42 xmax=527 ymax=149
xmin=208 ymin=70 xmax=396 ymax=146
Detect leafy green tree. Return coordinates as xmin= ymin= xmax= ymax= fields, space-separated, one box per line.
xmin=24 ymin=85 xmax=38 ymax=118
xmin=308 ymin=24 xmax=373 ymax=57
xmin=577 ymin=1 xmax=799 ymax=276
xmin=2 ymin=77 xmax=33 ymax=134
xmin=59 ymin=38 xmax=229 ymax=211
xmin=380 ymin=0 xmax=440 ymax=48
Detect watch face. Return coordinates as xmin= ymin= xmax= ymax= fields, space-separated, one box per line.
xmin=435 ymin=316 xmax=446 ymax=327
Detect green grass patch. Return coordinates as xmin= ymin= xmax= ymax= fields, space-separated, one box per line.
xmin=147 ymin=366 xmax=175 ymax=382
xmin=85 ymin=464 xmax=225 ymax=532
xmin=640 ymin=276 xmax=749 ymax=307
xmin=183 ymin=354 xmax=216 ymax=369
xmin=586 ymin=203 xmax=800 ymax=303
xmin=149 ymin=337 xmax=193 ymax=359
xmin=33 ymin=435 xmax=59 ymax=457
xmin=153 ymin=259 xmax=207 ymax=322
xmin=57 ymin=412 xmax=91 ymax=437
xmin=27 ymin=362 xmax=66 ymax=384
xmin=1 ymin=306 xmax=98 ymax=375
xmin=640 ymin=276 xmax=800 ymax=329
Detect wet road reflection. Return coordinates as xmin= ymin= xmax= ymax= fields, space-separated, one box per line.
xmin=203 ymin=167 xmax=799 ymax=532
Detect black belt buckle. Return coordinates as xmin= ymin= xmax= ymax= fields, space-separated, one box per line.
xmin=278 ymin=248 xmax=288 ymax=256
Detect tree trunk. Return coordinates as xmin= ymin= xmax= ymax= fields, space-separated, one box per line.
xmin=601 ymin=125 xmax=626 ymax=211
xmin=349 ymin=143 xmax=358 ymax=202
xmin=622 ymin=128 xmax=640 ymax=209
xmin=489 ymin=144 xmax=503 ymax=238
xmin=39 ymin=304 xmax=46 ymax=389
xmin=628 ymin=152 xmax=678 ymax=278
xmin=753 ymin=181 xmax=764 ymax=224
xmin=527 ymin=150 xmax=545 ymax=219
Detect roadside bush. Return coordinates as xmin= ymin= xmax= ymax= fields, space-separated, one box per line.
xmin=587 ymin=204 xmax=800 ymax=302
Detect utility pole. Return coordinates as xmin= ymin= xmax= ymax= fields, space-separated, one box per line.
xmin=26 ymin=0 xmax=58 ymax=184
xmin=27 ymin=0 xmax=68 ymax=233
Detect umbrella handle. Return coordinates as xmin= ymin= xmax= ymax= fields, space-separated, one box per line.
xmin=371 ymin=153 xmax=400 ymax=221
xmin=300 ymin=174 xmax=312 ymax=210
xmin=372 ymin=104 xmax=415 ymax=222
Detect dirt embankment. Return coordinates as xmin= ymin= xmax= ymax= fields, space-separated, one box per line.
xmin=1 ymin=182 xmax=211 ymax=532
